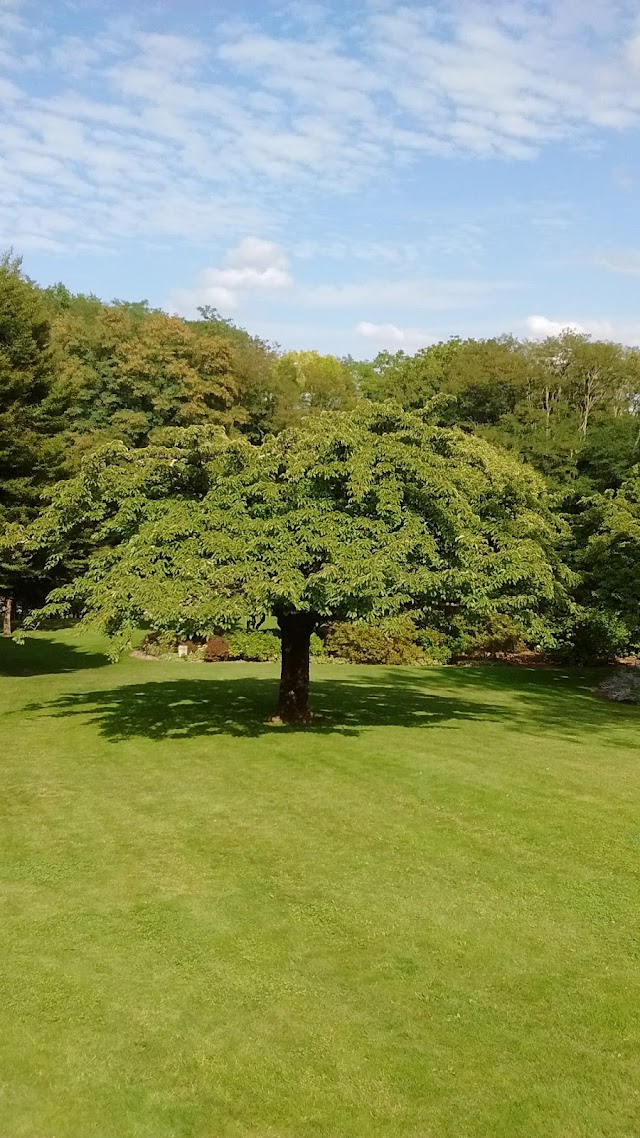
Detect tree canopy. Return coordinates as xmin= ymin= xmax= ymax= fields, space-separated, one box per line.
xmin=52 ymin=303 xmax=240 ymax=458
xmin=28 ymin=403 xmax=565 ymax=719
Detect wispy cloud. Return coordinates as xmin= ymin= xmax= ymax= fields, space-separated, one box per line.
xmin=2 ymin=1 xmax=640 ymax=253
xmin=170 ymin=236 xmax=512 ymax=319
xmin=595 ymin=250 xmax=640 ymax=275
xmin=356 ymin=321 xmax=432 ymax=348
xmin=302 ymin=276 xmax=515 ymax=310
xmin=292 ymin=226 xmax=487 ymax=264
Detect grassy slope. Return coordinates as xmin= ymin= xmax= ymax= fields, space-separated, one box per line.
xmin=0 ymin=632 xmax=638 ymax=1138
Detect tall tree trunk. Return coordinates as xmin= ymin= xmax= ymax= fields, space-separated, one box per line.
xmin=2 ymin=595 xmax=12 ymax=637
xmin=274 ymin=612 xmax=317 ymax=723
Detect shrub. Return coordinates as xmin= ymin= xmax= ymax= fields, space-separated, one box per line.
xmin=416 ymin=627 xmax=453 ymax=664
xmin=203 ymin=636 xmax=231 ymax=662
xmin=325 ymin=617 xmax=426 ymax=665
xmin=554 ymin=610 xmax=630 ymax=665
xmin=458 ymin=612 xmax=528 ymax=659
xmin=228 ymin=630 xmax=280 ymax=662
xmin=310 ymin=632 xmax=327 ymax=658
xmin=140 ymin=631 xmax=179 ymax=658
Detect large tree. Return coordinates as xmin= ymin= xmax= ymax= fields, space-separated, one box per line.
xmin=27 ymin=404 xmax=565 ymax=720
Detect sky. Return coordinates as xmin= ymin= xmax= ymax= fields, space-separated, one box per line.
xmin=1 ymin=0 xmax=640 ymax=356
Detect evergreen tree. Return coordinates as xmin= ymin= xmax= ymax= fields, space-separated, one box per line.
xmin=0 ymin=255 xmax=65 ymax=631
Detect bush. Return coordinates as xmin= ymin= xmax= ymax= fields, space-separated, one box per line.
xmin=227 ymin=630 xmax=280 ymax=662
xmin=458 ymin=612 xmax=528 ymax=659
xmin=416 ymin=627 xmax=453 ymax=664
xmin=310 ymin=632 xmax=327 ymax=658
xmin=325 ymin=617 xmax=426 ymax=665
xmin=140 ymin=631 xmax=179 ymax=658
xmin=203 ymin=636 xmax=231 ymax=662
xmin=554 ymin=610 xmax=630 ymax=665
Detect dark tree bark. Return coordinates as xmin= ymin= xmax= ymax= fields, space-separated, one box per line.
xmin=2 ymin=595 xmax=12 ymax=637
xmin=274 ymin=611 xmax=317 ymax=722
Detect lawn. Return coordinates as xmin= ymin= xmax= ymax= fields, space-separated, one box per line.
xmin=1 ymin=632 xmax=639 ymax=1138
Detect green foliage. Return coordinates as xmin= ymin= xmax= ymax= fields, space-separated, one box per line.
xmin=415 ymin=626 xmax=453 ymax=664
xmin=269 ymin=350 xmax=357 ymax=428
xmin=325 ymin=617 xmax=426 ymax=665
xmin=8 ymin=253 xmax=640 ymax=658
xmin=309 ymin=631 xmax=327 ymax=658
xmin=0 ymin=255 xmax=64 ymax=522
xmin=552 ymin=610 xmax=630 ymax=665
xmin=0 ymin=255 xmax=68 ymax=611
xmin=26 ymin=404 xmax=566 ymax=660
xmin=52 ymin=302 xmax=241 ymax=459
xmin=456 ymin=612 xmax=529 ymax=659
xmin=357 ymin=342 xmax=462 ymax=408
xmin=358 ymin=332 xmax=640 ymax=494
xmin=577 ymin=415 xmax=640 ymax=492
xmin=193 ymin=306 xmax=279 ymax=440
xmin=228 ymin=630 xmax=281 ymax=662
xmin=570 ymin=469 xmax=640 ymax=652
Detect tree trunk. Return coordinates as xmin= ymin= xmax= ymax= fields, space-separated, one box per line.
xmin=2 ymin=595 xmax=12 ymax=637
xmin=274 ymin=612 xmax=317 ymax=723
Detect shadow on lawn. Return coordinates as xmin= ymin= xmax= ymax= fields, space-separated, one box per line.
xmin=25 ymin=666 xmax=635 ymax=742
xmin=0 ymin=635 xmax=109 ymax=676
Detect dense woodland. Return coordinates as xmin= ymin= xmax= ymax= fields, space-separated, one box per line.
xmin=1 ymin=252 xmax=639 ymax=694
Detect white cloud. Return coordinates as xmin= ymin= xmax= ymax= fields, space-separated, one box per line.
xmin=526 ymin=315 xmax=587 ymax=337
xmin=169 ymin=237 xmax=292 ymax=314
xmin=356 ymin=321 xmax=432 ymax=348
xmin=525 ymin=314 xmax=640 ymax=345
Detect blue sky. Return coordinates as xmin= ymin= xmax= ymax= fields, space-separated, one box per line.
xmin=1 ymin=0 xmax=640 ymax=355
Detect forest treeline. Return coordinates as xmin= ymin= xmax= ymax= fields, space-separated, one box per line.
xmin=1 ymin=252 xmax=639 ymax=660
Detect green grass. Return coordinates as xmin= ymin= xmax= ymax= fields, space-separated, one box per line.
xmin=1 ymin=632 xmax=639 ymax=1138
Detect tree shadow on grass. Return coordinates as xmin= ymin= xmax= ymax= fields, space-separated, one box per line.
xmin=422 ymin=663 xmax=639 ymax=742
xmin=0 ymin=635 xmax=109 ymax=676
xmin=24 ymin=667 xmax=636 ymax=742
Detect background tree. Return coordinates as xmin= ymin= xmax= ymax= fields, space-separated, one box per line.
xmin=576 ymin=415 xmax=640 ymax=492
xmin=0 ymin=255 xmax=66 ymax=631
xmin=51 ymin=302 xmax=240 ymax=462
xmin=268 ymin=350 xmax=357 ymax=428
xmin=356 ymin=342 xmax=459 ymax=407
xmin=357 ymin=332 xmax=640 ymax=495
xmin=571 ymin=468 xmax=640 ymax=652
xmin=28 ymin=404 xmax=565 ymax=719
xmin=193 ymin=305 xmax=279 ymax=440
